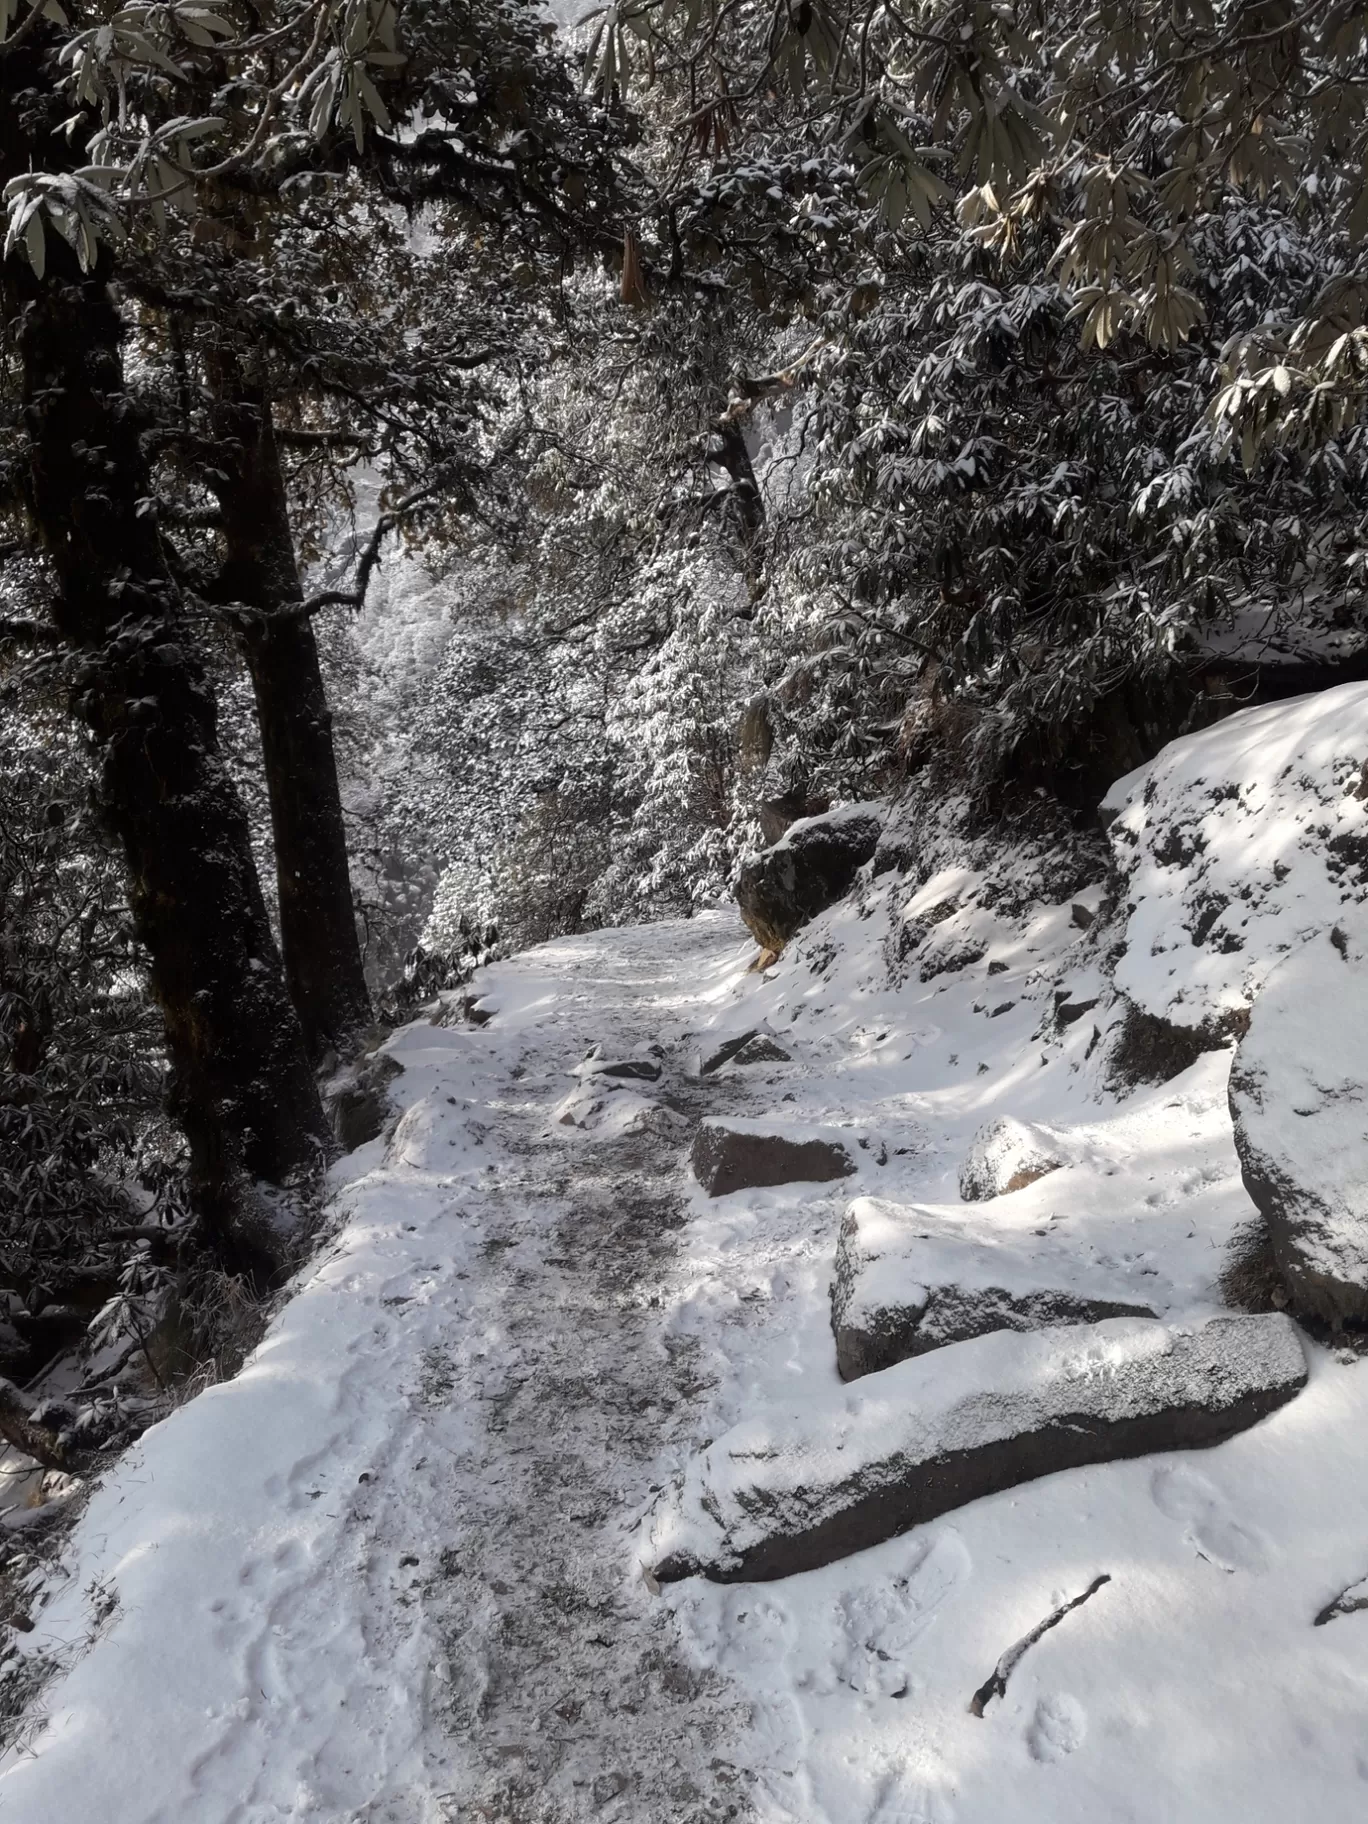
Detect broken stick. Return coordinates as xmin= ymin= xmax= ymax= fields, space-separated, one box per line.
xmin=1314 ymin=1576 xmax=1368 ymax=1627
xmin=969 ymin=1573 xmax=1111 ymax=1716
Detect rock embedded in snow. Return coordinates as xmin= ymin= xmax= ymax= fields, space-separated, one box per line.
xmin=830 ymin=1197 xmax=1157 ymax=1380
xmin=647 ymin=1314 xmax=1308 ymax=1582
xmin=757 ymin=789 xmax=832 ymax=846
xmin=325 ymin=1051 xmax=404 ymax=1152
xmin=958 ymin=1116 xmax=1065 ymax=1201
xmin=586 ymin=1057 xmax=663 ymax=1082
xmin=735 ymin=804 xmax=882 ymax=951
xmin=698 ymin=1029 xmax=789 ymax=1074
xmin=574 ymin=1043 xmax=664 ymax=1082
xmin=699 ymin=1029 xmax=764 ymax=1074
xmin=730 ymin=1035 xmax=791 ymax=1066
xmin=1229 ymin=932 xmax=1368 ymax=1325
xmin=690 ymin=1118 xmax=855 ymax=1197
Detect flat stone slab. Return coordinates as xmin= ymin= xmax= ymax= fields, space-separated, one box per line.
xmin=832 ymin=1196 xmax=1156 ymax=1380
xmin=647 ymin=1313 xmax=1306 ymax=1582
xmin=1230 ymin=930 xmax=1368 ymax=1324
xmin=959 ymin=1116 xmax=1066 ymax=1201
xmin=691 ymin=1119 xmax=855 ymax=1196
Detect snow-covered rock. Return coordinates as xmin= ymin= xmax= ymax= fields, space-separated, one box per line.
xmin=647 ymin=1314 xmax=1308 ymax=1582
xmin=1104 ymin=681 xmax=1368 ymax=1038
xmin=324 ymin=1051 xmax=403 ymax=1152
xmin=1229 ymin=928 xmax=1368 ymax=1324
xmin=725 ymin=1034 xmax=791 ymax=1067
xmin=735 ymin=803 xmax=882 ymax=950
xmin=958 ymin=1115 xmax=1066 ymax=1201
xmin=830 ymin=1196 xmax=1156 ymax=1380
xmin=572 ymin=1043 xmax=664 ymax=1083
xmin=690 ymin=1118 xmax=855 ymax=1196
xmin=697 ymin=1028 xmax=790 ymax=1074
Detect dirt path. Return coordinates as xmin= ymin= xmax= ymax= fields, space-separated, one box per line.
xmin=394 ymin=922 xmax=753 ymax=1822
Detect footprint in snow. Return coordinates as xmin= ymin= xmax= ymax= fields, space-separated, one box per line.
xmin=869 ymin=1766 xmax=956 ymax=1824
xmin=1151 ymin=1464 xmax=1269 ymax=1573
xmin=834 ymin=1531 xmax=970 ymax=1697
xmin=717 ymin=1590 xmax=808 ymax=1770
xmin=1027 ymin=1693 xmax=1086 ymax=1763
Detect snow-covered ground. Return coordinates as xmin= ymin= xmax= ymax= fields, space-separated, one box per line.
xmin=6 ymin=708 xmax=1368 ymax=1819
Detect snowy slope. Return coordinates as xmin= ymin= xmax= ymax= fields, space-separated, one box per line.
xmin=6 ymin=699 xmax=1368 ymax=1822
xmin=1105 ymin=678 xmax=1368 ymax=1032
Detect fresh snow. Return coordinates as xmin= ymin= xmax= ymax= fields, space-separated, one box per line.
xmin=1229 ymin=927 xmax=1368 ymax=1322
xmin=8 ymin=697 xmax=1368 ymax=1819
xmin=1104 ymin=679 xmax=1368 ymax=1032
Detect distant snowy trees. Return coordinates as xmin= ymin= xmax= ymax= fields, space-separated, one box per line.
xmin=376 ymin=0 xmax=1368 ymax=946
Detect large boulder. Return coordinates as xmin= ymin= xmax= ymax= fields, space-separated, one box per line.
xmin=831 ymin=1196 xmax=1156 ymax=1380
xmin=646 ymin=1313 xmax=1307 ymax=1582
xmin=1229 ymin=930 xmax=1368 ymax=1325
xmin=958 ymin=1116 xmax=1066 ymax=1201
xmin=691 ymin=1118 xmax=855 ymax=1196
xmin=735 ymin=804 xmax=882 ymax=950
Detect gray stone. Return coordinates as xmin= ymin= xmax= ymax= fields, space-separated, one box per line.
xmin=691 ymin=1119 xmax=854 ymax=1197
xmin=592 ymin=1057 xmax=663 ymax=1082
xmin=958 ymin=1117 xmax=1065 ymax=1201
xmin=647 ymin=1314 xmax=1307 ymax=1582
xmin=699 ymin=1030 xmax=763 ymax=1075
xmin=735 ymin=806 xmax=882 ymax=951
xmin=1230 ymin=932 xmax=1368 ymax=1325
xmin=1104 ymin=998 xmax=1229 ymax=1091
xmin=700 ymin=1031 xmax=791 ymax=1073
xmin=831 ymin=1197 xmax=1155 ymax=1381
xmin=758 ymin=790 xmax=831 ymax=846
xmin=575 ymin=1044 xmax=664 ymax=1082
xmin=1055 ymin=994 xmax=1100 ymax=1026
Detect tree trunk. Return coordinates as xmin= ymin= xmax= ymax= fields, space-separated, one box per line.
xmin=8 ymin=254 xmax=330 ymax=1267
xmin=208 ymin=361 xmax=372 ymax=1060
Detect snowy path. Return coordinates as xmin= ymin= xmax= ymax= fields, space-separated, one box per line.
xmin=0 ymin=915 xmax=758 ymax=1824
xmin=9 ymin=892 xmax=1368 ymax=1824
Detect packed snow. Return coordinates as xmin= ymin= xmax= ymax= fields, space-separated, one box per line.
xmin=7 ymin=692 xmax=1368 ymax=1821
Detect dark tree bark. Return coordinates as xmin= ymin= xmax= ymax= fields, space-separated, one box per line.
xmin=3 ymin=222 xmax=329 ymax=1265
xmin=207 ymin=356 xmax=372 ymax=1060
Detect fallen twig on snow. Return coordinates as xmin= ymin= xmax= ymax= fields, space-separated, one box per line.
xmin=1314 ymin=1576 xmax=1368 ymax=1626
xmin=969 ymin=1573 xmax=1111 ymax=1716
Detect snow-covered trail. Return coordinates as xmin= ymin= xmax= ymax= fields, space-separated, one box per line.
xmin=11 ymin=869 xmax=1368 ymax=1824
xmin=0 ymin=914 xmax=758 ymax=1824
